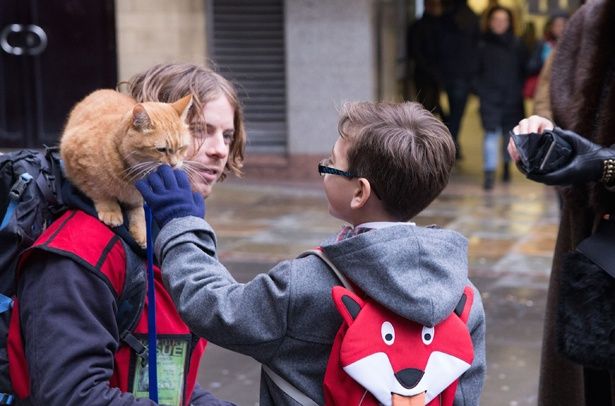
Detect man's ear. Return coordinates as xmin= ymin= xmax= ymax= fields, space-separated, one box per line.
xmin=350 ymin=178 xmax=374 ymax=209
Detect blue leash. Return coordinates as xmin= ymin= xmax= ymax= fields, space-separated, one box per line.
xmin=144 ymin=204 xmax=158 ymax=402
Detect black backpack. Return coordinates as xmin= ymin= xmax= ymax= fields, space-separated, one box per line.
xmin=0 ymin=147 xmax=66 ymax=294
xmin=0 ymin=147 xmax=67 ymax=400
xmin=0 ymin=148 xmax=147 ymax=403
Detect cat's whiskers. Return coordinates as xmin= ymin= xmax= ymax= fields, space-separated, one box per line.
xmin=122 ymin=161 xmax=151 ymax=179
xmin=124 ymin=161 xmax=160 ymax=183
xmin=183 ymin=164 xmax=210 ymax=185
xmin=183 ymin=160 xmax=211 ymax=170
xmin=183 ymin=161 xmax=213 ymax=178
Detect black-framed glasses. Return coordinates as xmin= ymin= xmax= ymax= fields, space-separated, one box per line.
xmin=318 ymin=160 xmax=356 ymax=178
xmin=317 ymin=159 xmax=381 ymax=199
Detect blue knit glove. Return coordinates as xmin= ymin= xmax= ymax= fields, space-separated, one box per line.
xmin=135 ymin=165 xmax=205 ymax=228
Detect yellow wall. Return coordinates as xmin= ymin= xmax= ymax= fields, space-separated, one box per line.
xmin=115 ymin=0 xmax=208 ymax=82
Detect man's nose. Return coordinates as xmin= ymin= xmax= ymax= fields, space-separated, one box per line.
xmin=206 ymin=132 xmax=229 ymax=158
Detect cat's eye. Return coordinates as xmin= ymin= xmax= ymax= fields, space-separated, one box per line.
xmin=156 ymin=147 xmax=170 ymax=154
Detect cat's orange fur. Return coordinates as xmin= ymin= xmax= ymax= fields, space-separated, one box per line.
xmin=60 ymin=89 xmax=192 ymax=247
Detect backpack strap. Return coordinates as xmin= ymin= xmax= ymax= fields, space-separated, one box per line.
xmin=117 ymin=241 xmax=147 ymax=342
xmin=21 ymin=211 xmax=148 ymax=360
xmin=0 ymin=172 xmax=33 ymax=230
xmin=297 ymin=249 xmax=354 ymax=292
xmin=261 ymin=248 xmax=352 ymax=406
xmin=39 ymin=146 xmax=65 ymax=213
xmin=262 ymin=365 xmax=319 ymax=406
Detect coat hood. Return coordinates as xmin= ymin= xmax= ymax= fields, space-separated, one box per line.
xmin=321 ymin=224 xmax=468 ymax=327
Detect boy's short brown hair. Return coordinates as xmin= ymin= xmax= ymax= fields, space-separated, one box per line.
xmin=338 ymin=101 xmax=455 ymax=221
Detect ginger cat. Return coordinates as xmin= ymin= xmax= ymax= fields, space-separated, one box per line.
xmin=60 ymin=89 xmax=192 ymax=247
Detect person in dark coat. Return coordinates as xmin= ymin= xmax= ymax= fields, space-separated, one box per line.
xmin=475 ymin=5 xmax=527 ymax=190
xmin=408 ymin=0 xmax=443 ymax=118
xmin=509 ymin=1 xmax=615 ymax=404
xmin=436 ymin=0 xmax=480 ymax=160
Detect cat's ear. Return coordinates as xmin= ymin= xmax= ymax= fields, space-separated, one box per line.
xmin=172 ymin=94 xmax=193 ymax=123
xmin=132 ymin=104 xmax=152 ymax=130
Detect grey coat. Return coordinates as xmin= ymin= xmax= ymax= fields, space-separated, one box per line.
xmin=155 ymin=218 xmax=486 ymax=405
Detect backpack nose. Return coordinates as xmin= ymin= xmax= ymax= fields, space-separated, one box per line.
xmin=395 ymin=368 xmax=424 ymax=389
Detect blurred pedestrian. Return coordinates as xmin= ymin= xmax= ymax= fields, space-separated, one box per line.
xmin=408 ymin=0 xmax=443 ymax=117
xmin=475 ymin=5 xmax=527 ymax=190
xmin=508 ymin=1 xmax=615 ymax=404
xmin=532 ymin=51 xmax=555 ymax=119
xmin=524 ymin=12 xmax=568 ymax=99
xmin=437 ymin=0 xmax=481 ymax=160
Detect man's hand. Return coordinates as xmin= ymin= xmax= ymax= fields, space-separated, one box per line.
xmin=507 ymin=115 xmax=555 ymax=162
xmin=135 ymin=165 xmax=205 ymax=228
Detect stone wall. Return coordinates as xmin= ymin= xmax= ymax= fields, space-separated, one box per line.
xmin=115 ymin=0 xmax=207 ymax=82
xmin=285 ymin=0 xmax=377 ymax=156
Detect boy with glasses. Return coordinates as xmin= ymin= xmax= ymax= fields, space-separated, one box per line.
xmin=137 ymin=101 xmax=486 ymax=405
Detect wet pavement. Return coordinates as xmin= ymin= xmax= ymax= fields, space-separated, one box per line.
xmin=196 ymin=169 xmax=559 ymax=406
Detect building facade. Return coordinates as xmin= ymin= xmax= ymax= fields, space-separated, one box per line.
xmin=1 ymin=0 xmax=579 ymax=178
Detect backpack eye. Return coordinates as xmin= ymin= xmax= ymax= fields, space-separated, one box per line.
xmin=422 ymin=326 xmax=435 ymax=345
xmin=381 ymin=321 xmax=395 ymax=346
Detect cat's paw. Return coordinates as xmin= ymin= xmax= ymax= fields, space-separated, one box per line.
xmin=98 ymin=210 xmax=124 ymax=227
xmin=130 ymin=223 xmax=147 ymax=248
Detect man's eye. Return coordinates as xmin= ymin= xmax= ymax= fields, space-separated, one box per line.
xmin=223 ymin=132 xmax=235 ymax=144
xmin=189 ymin=124 xmax=206 ymax=135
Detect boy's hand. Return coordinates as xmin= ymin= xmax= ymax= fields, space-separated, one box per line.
xmin=135 ymin=165 xmax=205 ymax=228
xmin=508 ymin=115 xmax=555 ymax=161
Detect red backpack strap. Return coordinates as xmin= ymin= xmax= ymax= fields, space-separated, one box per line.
xmin=11 ymin=210 xmax=148 ymax=400
xmin=22 ymin=209 xmax=147 ymax=345
xmin=19 ymin=210 xmax=126 ymax=296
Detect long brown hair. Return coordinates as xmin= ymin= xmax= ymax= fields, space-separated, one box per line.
xmin=125 ymin=63 xmax=246 ymax=180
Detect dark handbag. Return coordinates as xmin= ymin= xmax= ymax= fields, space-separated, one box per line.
xmin=556 ymin=218 xmax=615 ymax=370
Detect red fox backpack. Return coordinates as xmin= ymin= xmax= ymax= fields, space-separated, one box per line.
xmin=0 ymin=148 xmax=147 ymax=404
xmin=263 ymin=249 xmax=475 ymax=406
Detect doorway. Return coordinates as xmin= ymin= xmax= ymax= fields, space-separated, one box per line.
xmin=0 ymin=0 xmax=117 ymax=148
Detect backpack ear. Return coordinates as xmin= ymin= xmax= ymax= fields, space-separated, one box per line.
xmin=332 ymin=286 xmax=364 ymax=326
xmin=454 ymin=286 xmax=474 ymax=323
xmin=132 ymin=104 xmax=152 ymax=130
